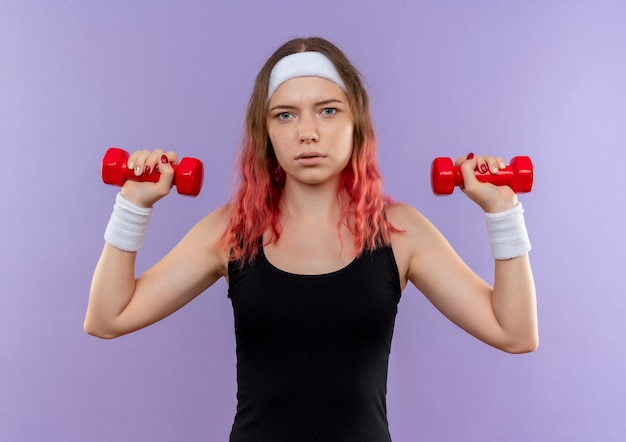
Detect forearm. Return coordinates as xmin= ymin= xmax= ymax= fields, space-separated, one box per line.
xmin=491 ymin=254 xmax=538 ymax=353
xmin=84 ymin=244 xmax=138 ymax=338
xmin=482 ymin=198 xmax=537 ymax=352
xmin=84 ymin=189 xmax=153 ymax=337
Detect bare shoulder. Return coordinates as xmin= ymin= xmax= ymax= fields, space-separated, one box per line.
xmin=194 ymin=203 xmax=232 ymax=235
xmin=173 ymin=203 xmax=233 ymax=278
xmin=385 ymin=202 xmax=449 ymax=289
xmin=385 ymin=202 xmax=436 ymax=234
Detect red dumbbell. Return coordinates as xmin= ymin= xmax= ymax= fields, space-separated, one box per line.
xmin=102 ymin=147 xmax=204 ymax=197
xmin=431 ymin=155 xmax=533 ymax=195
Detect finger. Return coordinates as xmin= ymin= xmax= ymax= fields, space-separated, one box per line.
xmin=496 ymin=156 xmax=506 ymax=170
xmin=145 ymin=153 xmax=174 ymax=197
xmin=146 ymin=149 xmax=178 ymax=174
xmin=455 ymin=152 xmax=475 ymax=167
xmin=143 ymin=149 xmax=168 ymax=176
xmin=459 ymin=152 xmax=479 ymax=189
xmin=486 ymin=156 xmax=506 ymax=174
xmin=475 ymin=156 xmax=490 ymax=175
xmin=164 ymin=150 xmax=179 ymax=166
xmin=472 ymin=154 xmax=498 ymax=175
xmin=128 ymin=150 xmax=152 ymax=176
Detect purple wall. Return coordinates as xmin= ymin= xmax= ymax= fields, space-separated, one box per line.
xmin=1 ymin=1 xmax=625 ymax=440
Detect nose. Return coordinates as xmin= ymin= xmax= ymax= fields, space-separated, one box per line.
xmin=298 ymin=113 xmax=319 ymax=143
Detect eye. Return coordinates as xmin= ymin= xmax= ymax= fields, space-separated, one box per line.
xmin=276 ymin=112 xmax=292 ymax=120
xmin=321 ymin=108 xmax=337 ymax=116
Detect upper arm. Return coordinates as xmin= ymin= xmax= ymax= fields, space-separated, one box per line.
xmin=388 ymin=204 xmax=507 ymax=348
xmin=113 ymin=205 xmax=230 ymax=336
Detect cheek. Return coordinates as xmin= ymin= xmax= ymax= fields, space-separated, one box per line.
xmin=267 ymin=128 xmax=285 ymax=150
xmin=341 ymin=127 xmax=354 ymax=152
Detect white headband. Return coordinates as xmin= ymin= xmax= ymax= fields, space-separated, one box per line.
xmin=267 ymin=51 xmax=347 ymax=100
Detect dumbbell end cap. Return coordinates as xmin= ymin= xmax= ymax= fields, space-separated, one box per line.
xmin=431 ymin=157 xmax=455 ymax=195
xmin=102 ymin=147 xmax=129 ymax=186
xmin=510 ymin=156 xmax=534 ymax=193
xmin=175 ymin=158 xmax=204 ymax=197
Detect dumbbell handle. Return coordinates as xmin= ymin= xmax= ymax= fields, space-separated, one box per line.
xmin=102 ymin=147 xmax=204 ymax=197
xmin=431 ymin=156 xmax=533 ymax=195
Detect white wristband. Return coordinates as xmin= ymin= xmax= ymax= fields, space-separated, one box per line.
xmin=104 ymin=192 xmax=152 ymax=252
xmin=484 ymin=203 xmax=531 ymax=260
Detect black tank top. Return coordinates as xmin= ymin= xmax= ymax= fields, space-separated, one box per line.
xmin=228 ymin=243 xmax=402 ymax=442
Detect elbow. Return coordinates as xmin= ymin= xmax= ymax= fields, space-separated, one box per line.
xmin=83 ymin=318 xmax=122 ymax=340
xmin=502 ymin=335 xmax=539 ymax=354
xmin=506 ymin=342 xmax=538 ymax=355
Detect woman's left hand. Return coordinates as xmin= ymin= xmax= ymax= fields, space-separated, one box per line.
xmin=455 ymin=153 xmax=518 ymax=213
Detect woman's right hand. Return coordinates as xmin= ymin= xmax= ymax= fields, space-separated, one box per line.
xmin=121 ymin=149 xmax=179 ymax=208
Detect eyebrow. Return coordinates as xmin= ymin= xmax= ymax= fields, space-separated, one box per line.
xmin=268 ymin=98 xmax=345 ymax=113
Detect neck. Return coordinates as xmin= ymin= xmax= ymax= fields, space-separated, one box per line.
xmin=280 ymin=177 xmax=344 ymax=222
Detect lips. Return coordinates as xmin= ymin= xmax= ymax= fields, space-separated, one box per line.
xmin=294 ymin=151 xmax=326 ymax=166
xmin=295 ymin=151 xmax=325 ymax=160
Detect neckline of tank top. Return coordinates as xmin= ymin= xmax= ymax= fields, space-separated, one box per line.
xmin=259 ymin=246 xmax=367 ymax=279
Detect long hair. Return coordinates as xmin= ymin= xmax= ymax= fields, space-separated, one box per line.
xmin=220 ymin=37 xmax=394 ymax=264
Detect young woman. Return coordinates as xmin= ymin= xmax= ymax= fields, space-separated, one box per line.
xmin=85 ymin=37 xmax=537 ymax=442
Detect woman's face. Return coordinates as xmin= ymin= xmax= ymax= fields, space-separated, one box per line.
xmin=266 ymin=76 xmax=354 ymax=187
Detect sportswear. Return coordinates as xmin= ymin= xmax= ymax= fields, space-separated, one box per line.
xmin=228 ymin=243 xmax=401 ymax=442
